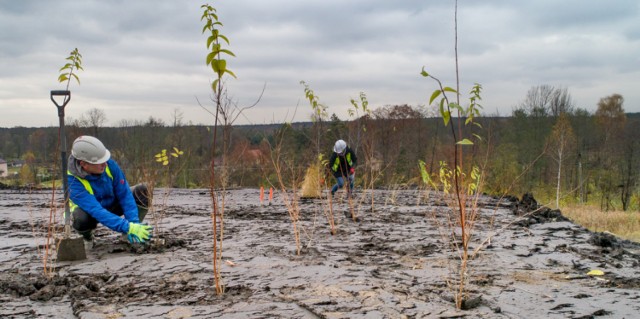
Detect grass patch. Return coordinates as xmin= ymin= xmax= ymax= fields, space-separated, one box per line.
xmin=561 ymin=204 xmax=640 ymax=242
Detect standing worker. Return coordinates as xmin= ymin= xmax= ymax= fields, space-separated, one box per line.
xmin=67 ymin=135 xmax=152 ymax=250
xmin=328 ymin=139 xmax=357 ymax=197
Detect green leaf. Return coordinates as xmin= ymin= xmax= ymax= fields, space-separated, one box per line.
xmin=220 ymin=49 xmax=236 ymax=57
xmin=443 ymin=110 xmax=451 ymax=126
xmin=206 ymin=52 xmax=216 ymax=66
xmin=219 ymin=34 xmax=230 ymax=45
xmin=449 ymin=102 xmax=463 ymax=112
xmin=217 ymin=59 xmax=227 ymax=77
xmin=429 ymin=90 xmax=441 ymax=105
xmin=201 ymin=21 xmax=211 ymax=33
xmin=71 ymin=73 xmax=80 ymax=84
xmin=457 ymin=139 xmax=474 ymax=145
xmin=443 ymin=87 xmax=457 ymax=93
xmin=472 ymin=133 xmax=483 ymax=141
xmin=211 ymin=59 xmax=221 ymax=73
xmin=420 ymin=67 xmax=429 ymax=77
xmin=225 ymin=69 xmax=237 ymax=78
xmin=419 ymin=160 xmax=429 ymax=184
xmin=58 ymin=74 xmax=68 ymax=83
xmin=212 ymin=79 xmax=219 ymax=93
xmin=212 ymin=43 xmax=221 ymax=54
xmin=207 ymin=36 xmax=216 ymax=49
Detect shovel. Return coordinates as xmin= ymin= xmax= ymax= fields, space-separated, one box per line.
xmin=51 ymin=90 xmax=86 ymax=261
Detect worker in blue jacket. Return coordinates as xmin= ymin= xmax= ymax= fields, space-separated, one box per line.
xmin=67 ymin=135 xmax=152 ymax=250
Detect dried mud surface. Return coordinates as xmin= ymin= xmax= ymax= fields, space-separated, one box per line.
xmin=1 ymin=188 xmax=639 ymax=318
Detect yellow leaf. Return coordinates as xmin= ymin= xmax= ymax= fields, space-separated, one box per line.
xmin=173 ymin=147 xmax=180 ymax=153
xmin=163 ymin=160 xmax=169 ymax=166
xmin=171 ymin=153 xmax=178 ymax=157
xmin=156 ymin=158 xmax=163 ymax=162
xmin=155 ymin=153 xmax=162 ymax=158
xmin=587 ymin=269 xmax=604 ymax=276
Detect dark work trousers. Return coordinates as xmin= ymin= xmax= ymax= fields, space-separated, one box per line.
xmin=72 ymin=184 xmax=150 ymax=239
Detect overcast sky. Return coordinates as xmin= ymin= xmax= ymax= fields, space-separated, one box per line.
xmin=1 ymin=0 xmax=639 ymax=128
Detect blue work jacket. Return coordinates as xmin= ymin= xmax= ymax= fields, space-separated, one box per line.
xmin=67 ymin=157 xmax=138 ymax=233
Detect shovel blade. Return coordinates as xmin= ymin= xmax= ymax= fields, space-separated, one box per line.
xmin=57 ymin=237 xmax=86 ymax=261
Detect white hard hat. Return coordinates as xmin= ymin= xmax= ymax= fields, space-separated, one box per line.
xmin=333 ymin=139 xmax=347 ymax=154
xmin=72 ymin=136 xmax=111 ymax=164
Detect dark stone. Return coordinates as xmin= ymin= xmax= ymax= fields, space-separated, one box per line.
xmin=589 ymin=232 xmax=620 ymax=248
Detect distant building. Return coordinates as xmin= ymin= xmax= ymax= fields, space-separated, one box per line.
xmin=0 ymin=158 xmax=7 ymax=178
xmin=11 ymin=160 xmax=24 ymax=168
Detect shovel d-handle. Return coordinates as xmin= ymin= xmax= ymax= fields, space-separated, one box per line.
xmin=50 ymin=90 xmax=71 ymax=117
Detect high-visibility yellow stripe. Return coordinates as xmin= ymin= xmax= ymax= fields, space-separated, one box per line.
xmin=68 ymin=165 xmax=113 ymax=212
xmin=332 ymin=153 xmax=353 ymax=172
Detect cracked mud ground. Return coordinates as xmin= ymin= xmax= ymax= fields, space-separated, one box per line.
xmin=1 ymin=188 xmax=639 ymax=318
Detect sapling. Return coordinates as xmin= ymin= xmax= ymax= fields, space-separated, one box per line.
xmin=201 ymin=2 xmax=236 ymax=295
xmin=300 ymin=82 xmax=337 ymax=233
xmin=148 ymin=147 xmax=185 ymax=241
xmin=268 ymin=123 xmax=304 ymax=255
xmin=418 ymin=0 xmax=487 ymax=309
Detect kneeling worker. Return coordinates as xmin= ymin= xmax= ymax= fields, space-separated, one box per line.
xmin=67 ymin=135 xmax=152 ymax=250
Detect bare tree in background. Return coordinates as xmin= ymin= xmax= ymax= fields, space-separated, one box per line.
xmin=71 ymin=108 xmax=107 ymax=137
xmin=519 ymin=85 xmax=574 ymax=117
xmin=198 ymin=84 xmax=264 ymax=188
xmin=171 ymin=108 xmax=184 ymax=127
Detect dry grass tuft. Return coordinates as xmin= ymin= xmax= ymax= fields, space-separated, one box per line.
xmin=561 ymin=204 xmax=640 ymax=242
xmin=300 ymin=163 xmax=322 ymax=198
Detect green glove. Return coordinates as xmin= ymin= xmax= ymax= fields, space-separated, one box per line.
xmin=127 ymin=222 xmax=152 ymax=243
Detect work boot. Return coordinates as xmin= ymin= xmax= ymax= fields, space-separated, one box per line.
xmin=79 ymin=230 xmax=94 ymax=251
xmin=84 ymin=238 xmax=94 ymax=251
xmin=137 ymin=206 xmax=149 ymax=223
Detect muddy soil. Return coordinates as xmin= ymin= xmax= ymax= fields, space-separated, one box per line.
xmin=1 ymin=188 xmax=639 ymax=318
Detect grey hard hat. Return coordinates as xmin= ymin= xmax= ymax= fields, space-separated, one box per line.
xmin=72 ymin=136 xmax=111 ymax=164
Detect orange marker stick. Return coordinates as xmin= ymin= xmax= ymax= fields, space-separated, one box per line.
xmin=260 ymin=186 xmax=264 ymax=205
xmin=269 ymin=187 xmax=273 ymax=203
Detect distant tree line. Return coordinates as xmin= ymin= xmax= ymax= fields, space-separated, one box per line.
xmin=1 ymin=88 xmax=638 ymax=211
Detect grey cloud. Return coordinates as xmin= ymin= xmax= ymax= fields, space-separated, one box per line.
xmin=1 ymin=0 xmax=639 ymax=127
